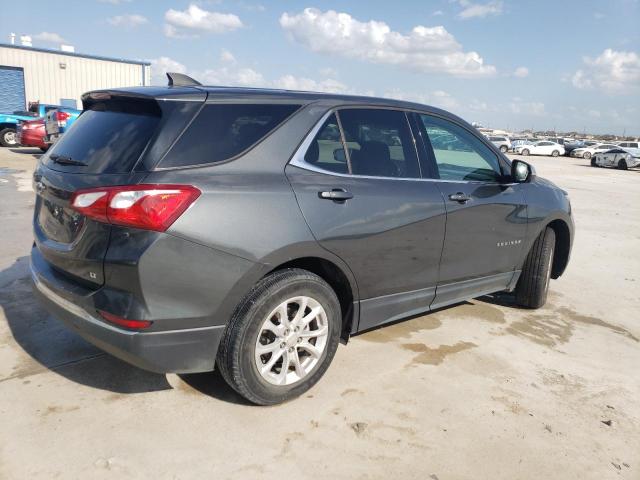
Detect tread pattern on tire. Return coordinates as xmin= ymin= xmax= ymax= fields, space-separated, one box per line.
xmin=515 ymin=227 xmax=555 ymax=309
xmin=216 ymin=268 xmax=340 ymax=405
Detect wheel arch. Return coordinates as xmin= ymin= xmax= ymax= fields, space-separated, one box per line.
xmin=264 ymin=256 xmax=359 ymax=343
xmin=546 ymin=219 xmax=571 ymax=279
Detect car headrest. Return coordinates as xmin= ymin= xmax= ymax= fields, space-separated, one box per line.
xmin=350 ymin=141 xmax=397 ymax=177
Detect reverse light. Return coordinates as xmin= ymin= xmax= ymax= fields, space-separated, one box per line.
xmin=98 ymin=310 xmax=152 ymax=330
xmin=70 ymin=184 xmax=201 ymax=231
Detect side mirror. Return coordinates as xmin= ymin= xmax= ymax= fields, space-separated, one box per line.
xmin=511 ymin=159 xmax=536 ymax=183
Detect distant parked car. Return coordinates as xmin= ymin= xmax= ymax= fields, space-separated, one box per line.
xmin=516 ymin=141 xmax=565 ymax=157
xmin=44 ymin=107 xmax=81 ymax=145
xmin=563 ymin=140 xmax=585 ymax=156
xmin=510 ymin=138 xmax=535 ymax=151
xmin=0 ymin=103 xmax=64 ymax=147
xmin=487 ymin=135 xmax=511 ymax=153
xmin=618 ymin=141 xmax=640 ymax=149
xmin=570 ymin=143 xmax=619 ymax=159
xmin=16 ymin=118 xmax=48 ymax=151
xmin=591 ymin=148 xmax=640 ymax=170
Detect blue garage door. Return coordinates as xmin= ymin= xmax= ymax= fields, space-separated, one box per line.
xmin=0 ymin=66 xmax=26 ymax=114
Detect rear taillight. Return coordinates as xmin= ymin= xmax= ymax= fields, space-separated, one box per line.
xmin=70 ymin=184 xmax=201 ymax=232
xmin=55 ymin=111 xmax=70 ymax=126
xmin=98 ymin=310 xmax=152 ymax=330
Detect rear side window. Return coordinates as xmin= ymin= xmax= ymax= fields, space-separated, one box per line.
xmin=159 ymin=103 xmax=300 ymax=168
xmin=45 ymin=104 xmax=160 ymax=174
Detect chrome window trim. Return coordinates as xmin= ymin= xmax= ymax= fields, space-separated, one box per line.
xmin=289 ymin=108 xmax=506 ymax=186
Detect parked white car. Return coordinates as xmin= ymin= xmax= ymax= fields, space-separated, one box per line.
xmin=515 ymin=141 xmax=565 ymax=157
xmin=570 ymin=143 xmax=619 ymax=159
xmin=486 ymin=135 xmax=511 ymax=153
xmin=591 ymin=148 xmax=640 ymax=170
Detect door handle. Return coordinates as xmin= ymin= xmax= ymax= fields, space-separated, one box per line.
xmin=319 ymin=189 xmax=354 ymax=201
xmin=448 ymin=192 xmax=471 ymax=203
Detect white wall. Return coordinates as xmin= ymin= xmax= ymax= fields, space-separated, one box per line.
xmin=0 ymin=46 xmax=149 ymax=108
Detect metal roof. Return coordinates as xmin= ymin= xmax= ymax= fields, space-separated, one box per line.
xmin=0 ymin=42 xmax=150 ymax=66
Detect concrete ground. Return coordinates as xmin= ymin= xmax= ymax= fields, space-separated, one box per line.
xmin=0 ymin=146 xmax=638 ymax=480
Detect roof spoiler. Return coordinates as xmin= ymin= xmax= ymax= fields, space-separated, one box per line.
xmin=166 ymin=72 xmax=202 ymax=87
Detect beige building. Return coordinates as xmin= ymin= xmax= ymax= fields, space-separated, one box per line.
xmin=0 ymin=43 xmax=150 ymax=112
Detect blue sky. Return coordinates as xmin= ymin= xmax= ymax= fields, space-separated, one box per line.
xmin=2 ymin=0 xmax=639 ymax=134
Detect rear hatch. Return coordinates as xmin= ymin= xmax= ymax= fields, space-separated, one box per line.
xmin=33 ymin=90 xmax=205 ymax=287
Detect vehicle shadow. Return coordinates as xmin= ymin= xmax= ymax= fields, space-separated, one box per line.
xmin=0 ymin=256 xmax=172 ymax=394
xmin=8 ymin=148 xmax=43 ymax=159
xmin=178 ymin=371 xmax=251 ymax=406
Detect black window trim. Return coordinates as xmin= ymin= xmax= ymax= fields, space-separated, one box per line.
xmin=153 ymin=101 xmax=304 ymax=171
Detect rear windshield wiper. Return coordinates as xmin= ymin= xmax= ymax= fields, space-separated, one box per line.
xmin=49 ymin=154 xmax=88 ymax=167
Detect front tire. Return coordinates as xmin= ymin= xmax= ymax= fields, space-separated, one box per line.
xmin=500 ymin=145 xmax=508 ymax=153
xmin=583 ymin=151 xmax=592 ymax=160
xmin=521 ymin=148 xmax=530 ymax=156
xmin=0 ymin=128 xmax=17 ymax=147
xmin=617 ymin=159 xmax=628 ymax=170
xmin=551 ymin=150 xmax=559 ymax=157
xmin=217 ymin=269 xmax=341 ymax=405
xmin=590 ymin=157 xmax=597 ymax=167
xmin=515 ymin=227 xmax=555 ymax=309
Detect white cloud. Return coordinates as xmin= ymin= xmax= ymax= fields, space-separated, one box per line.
xmin=279 ymin=8 xmax=496 ymax=77
xmin=275 ymin=75 xmax=347 ymax=93
xmin=32 ymin=32 xmax=68 ymax=44
xmin=513 ymin=66 xmax=529 ymax=77
xmin=149 ymin=56 xmax=348 ymax=93
xmin=220 ymin=49 xmax=236 ymax=63
xmin=457 ymin=0 xmax=503 ymax=19
xmin=571 ymin=49 xmax=640 ymax=95
xmin=509 ymin=101 xmax=545 ymax=116
xmin=319 ymin=67 xmax=337 ymax=77
xmin=383 ymin=89 xmax=459 ymax=110
xmin=164 ymin=4 xmax=243 ymax=38
xmin=107 ymin=14 xmax=148 ymax=28
xmin=150 ymin=56 xmax=187 ymax=85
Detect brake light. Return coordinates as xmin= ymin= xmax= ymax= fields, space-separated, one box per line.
xmin=70 ymin=184 xmax=201 ymax=232
xmin=98 ymin=310 xmax=152 ymax=330
xmin=55 ymin=111 xmax=70 ymax=126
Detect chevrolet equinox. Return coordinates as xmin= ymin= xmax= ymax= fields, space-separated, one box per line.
xmin=31 ymin=73 xmax=574 ymax=405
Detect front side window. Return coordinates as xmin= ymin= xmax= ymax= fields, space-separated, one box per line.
xmin=419 ymin=114 xmax=502 ymax=182
xmin=160 ymin=103 xmax=300 ymax=168
xmin=338 ymin=108 xmax=420 ymax=178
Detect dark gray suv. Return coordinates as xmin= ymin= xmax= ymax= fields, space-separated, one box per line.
xmin=31 ymin=73 xmax=573 ymax=405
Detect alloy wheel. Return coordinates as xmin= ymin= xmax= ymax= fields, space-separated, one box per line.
xmin=254 ymin=296 xmax=329 ymax=386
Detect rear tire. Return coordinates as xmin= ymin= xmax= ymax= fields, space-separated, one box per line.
xmin=0 ymin=128 xmax=17 ymax=147
xmin=500 ymin=145 xmax=508 ymax=153
xmin=551 ymin=150 xmax=559 ymax=157
xmin=217 ymin=268 xmax=341 ymax=405
xmin=617 ymin=159 xmax=628 ymax=170
xmin=515 ymin=227 xmax=555 ymax=309
xmin=521 ymin=149 xmax=530 ymax=156
xmin=583 ymin=151 xmax=592 ymax=160
xmin=590 ymin=157 xmax=597 ymax=167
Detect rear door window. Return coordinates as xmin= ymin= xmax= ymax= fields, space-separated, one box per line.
xmin=337 ymin=108 xmax=420 ymax=179
xmin=304 ymin=113 xmax=348 ymax=174
xmin=159 ymin=103 xmax=300 ymax=168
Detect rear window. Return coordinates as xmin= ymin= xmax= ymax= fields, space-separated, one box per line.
xmin=45 ymin=101 xmax=160 ymax=174
xmin=158 ymin=103 xmax=300 ymax=168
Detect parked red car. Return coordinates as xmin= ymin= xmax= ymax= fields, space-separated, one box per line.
xmin=17 ymin=119 xmax=48 ymax=151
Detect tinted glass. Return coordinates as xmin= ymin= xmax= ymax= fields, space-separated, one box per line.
xmin=45 ymin=109 xmax=160 ymax=173
xmin=420 ymin=114 xmax=501 ymax=182
xmin=338 ymin=109 xmax=420 ymax=178
xmin=304 ymin=113 xmax=348 ymax=174
xmin=160 ymin=103 xmax=300 ymax=168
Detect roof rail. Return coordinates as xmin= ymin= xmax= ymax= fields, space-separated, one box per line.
xmin=166 ymin=72 xmax=202 ymax=87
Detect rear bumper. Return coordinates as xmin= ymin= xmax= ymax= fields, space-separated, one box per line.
xmin=30 ymin=256 xmax=225 ymax=374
